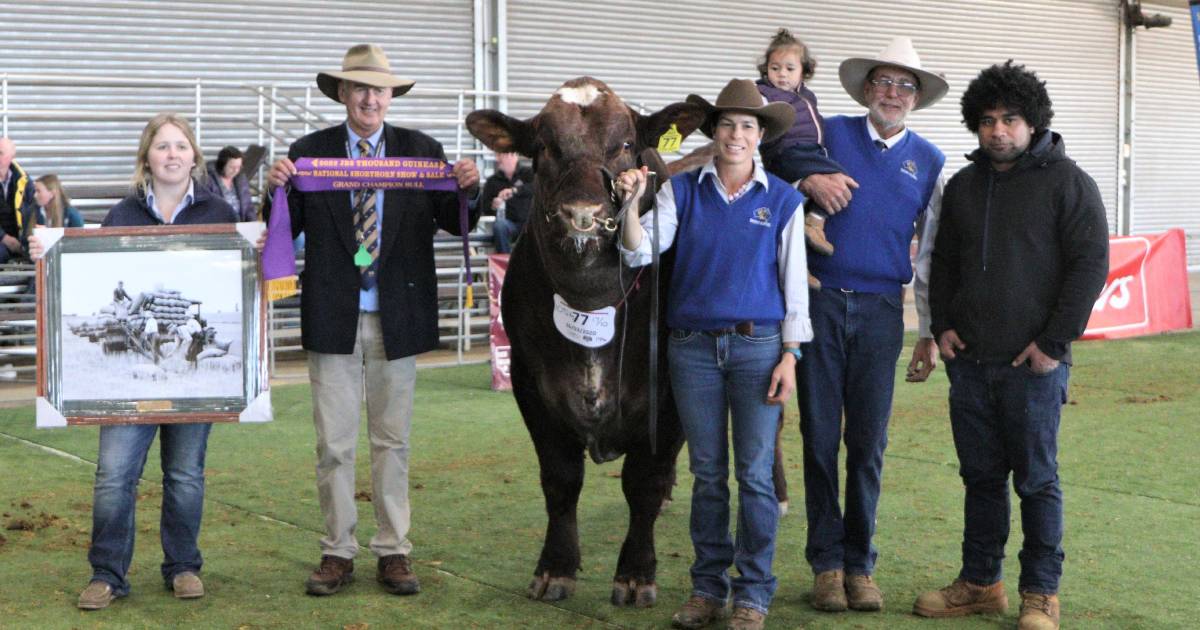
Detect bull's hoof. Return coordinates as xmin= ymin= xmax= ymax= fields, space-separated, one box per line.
xmin=611 ymin=578 xmax=657 ymax=608
xmin=659 ymin=497 xmax=673 ymax=514
xmin=779 ymin=500 xmax=789 ymax=516
xmin=528 ymin=572 xmax=576 ymax=601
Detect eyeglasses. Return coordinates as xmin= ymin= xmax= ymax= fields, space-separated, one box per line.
xmin=869 ymin=78 xmax=919 ymax=95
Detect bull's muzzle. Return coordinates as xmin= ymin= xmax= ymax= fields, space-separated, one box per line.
xmin=559 ymin=203 xmax=616 ymax=234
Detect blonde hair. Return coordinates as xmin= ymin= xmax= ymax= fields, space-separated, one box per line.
xmin=131 ymin=113 xmax=205 ymax=193
xmin=36 ymin=174 xmax=72 ymax=228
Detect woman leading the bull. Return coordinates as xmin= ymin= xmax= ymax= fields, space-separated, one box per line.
xmin=616 ymin=79 xmax=812 ymax=630
xmin=33 ymin=113 xmax=239 ymax=611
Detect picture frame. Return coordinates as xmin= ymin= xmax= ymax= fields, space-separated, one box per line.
xmin=35 ymin=224 xmax=271 ymax=427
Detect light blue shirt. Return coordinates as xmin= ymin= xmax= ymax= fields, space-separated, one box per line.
xmin=145 ymin=180 xmax=196 ymax=224
xmin=348 ymin=123 xmax=385 ymax=312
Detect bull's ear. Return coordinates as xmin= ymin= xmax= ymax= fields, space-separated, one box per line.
xmin=465 ymin=110 xmax=539 ymax=158
xmin=633 ymin=102 xmax=706 ymax=151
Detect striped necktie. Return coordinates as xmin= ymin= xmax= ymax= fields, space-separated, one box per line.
xmin=353 ymin=138 xmax=380 ymax=289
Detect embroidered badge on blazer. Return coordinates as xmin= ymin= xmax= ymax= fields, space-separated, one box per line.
xmin=749 ymin=207 xmax=772 ymax=227
xmin=902 ymin=160 xmax=919 ymax=180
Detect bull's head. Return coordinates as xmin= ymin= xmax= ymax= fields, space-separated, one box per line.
xmin=466 ymin=78 xmax=703 ymax=265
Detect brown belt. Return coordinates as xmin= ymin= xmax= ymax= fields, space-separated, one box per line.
xmin=704 ymin=321 xmax=754 ymax=336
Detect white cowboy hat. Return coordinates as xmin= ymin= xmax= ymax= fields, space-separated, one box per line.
xmin=838 ymin=37 xmax=948 ymax=111
xmin=316 ymin=44 xmax=415 ymax=103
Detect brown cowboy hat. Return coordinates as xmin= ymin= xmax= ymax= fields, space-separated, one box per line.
xmin=316 ymin=44 xmax=415 ymax=103
xmin=686 ymin=79 xmax=795 ymax=143
xmin=838 ymin=37 xmax=948 ymax=111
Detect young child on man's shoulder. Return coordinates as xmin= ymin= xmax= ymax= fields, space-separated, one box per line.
xmin=756 ymin=28 xmax=843 ymax=262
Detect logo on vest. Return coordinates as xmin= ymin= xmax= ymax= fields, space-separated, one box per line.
xmin=749 ymin=207 xmax=772 ymax=227
xmin=901 ymin=160 xmax=918 ymax=180
xmin=552 ymin=294 xmax=616 ymax=348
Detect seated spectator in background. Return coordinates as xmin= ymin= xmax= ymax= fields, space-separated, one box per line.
xmin=480 ymin=151 xmax=533 ymax=253
xmin=201 ymin=145 xmax=256 ymax=221
xmin=0 ymin=137 xmax=39 ymax=262
xmin=34 ymin=174 xmax=85 ymax=227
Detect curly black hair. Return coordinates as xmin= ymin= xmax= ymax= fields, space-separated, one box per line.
xmin=960 ymin=60 xmax=1054 ymax=133
xmin=757 ymin=28 xmax=817 ymax=82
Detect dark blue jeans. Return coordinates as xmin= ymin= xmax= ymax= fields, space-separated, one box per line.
xmin=669 ymin=324 xmax=783 ymax=614
xmin=89 ymin=423 xmax=211 ymax=595
xmin=797 ymin=287 xmax=904 ymax=576
xmin=945 ymin=358 xmax=1069 ymax=594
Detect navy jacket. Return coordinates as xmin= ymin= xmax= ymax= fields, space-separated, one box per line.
xmin=266 ymin=123 xmax=480 ymax=360
xmin=102 ymin=183 xmax=238 ymax=227
xmin=201 ymin=164 xmax=257 ymax=222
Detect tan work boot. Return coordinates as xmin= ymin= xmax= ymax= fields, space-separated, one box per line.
xmin=171 ymin=572 xmax=205 ymax=599
xmin=1018 ymin=591 xmax=1060 ymax=630
xmin=811 ymin=569 xmax=848 ymax=612
xmin=727 ymin=606 xmax=766 ymax=630
xmin=913 ymin=578 xmax=1008 ymax=617
xmin=305 ymin=554 xmax=354 ymax=596
xmin=845 ymin=573 xmax=883 ymax=611
xmin=804 ymin=212 xmax=835 ymax=256
xmin=671 ymin=594 xmax=726 ymax=629
xmin=77 ymin=580 xmax=117 ymax=610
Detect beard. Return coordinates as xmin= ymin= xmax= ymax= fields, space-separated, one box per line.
xmin=983 ymin=142 xmax=1026 ymax=165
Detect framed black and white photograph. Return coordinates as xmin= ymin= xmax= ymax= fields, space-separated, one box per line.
xmin=35 ymin=224 xmax=270 ymax=426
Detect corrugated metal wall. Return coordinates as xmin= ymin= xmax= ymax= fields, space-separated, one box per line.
xmin=1132 ymin=2 xmax=1200 ymax=266
xmin=508 ymin=0 xmax=1121 ymax=228
xmin=1 ymin=0 xmax=473 ymax=205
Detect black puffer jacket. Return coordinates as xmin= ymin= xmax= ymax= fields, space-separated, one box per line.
xmin=929 ymin=131 xmax=1109 ymax=364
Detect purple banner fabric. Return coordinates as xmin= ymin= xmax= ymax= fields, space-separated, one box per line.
xmin=262 ymin=157 xmax=471 ymax=287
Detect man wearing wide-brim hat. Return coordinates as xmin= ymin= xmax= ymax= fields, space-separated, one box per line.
xmin=792 ymin=36 xmax=948 ymax=614
xmin=266 ymin=43 xmax=480 ymax=598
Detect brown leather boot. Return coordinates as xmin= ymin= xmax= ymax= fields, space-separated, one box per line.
xmin=378 ymin=554 xmax=421 ymax=595
xmin=804 ymin=212 xmax=835 ymax=256
xmin=811 ymin=569 xmax=848 ymax=612
xmin=913 ymin=578 xmax=1007 ymax=617
xmin=727 ymin=606 xmax=766 ymax=630
xmin=1018 ymin=591 xmax=1060 ymax=630
xmin=845 ymin=573 xmax=883 ymax=611
xmin=305 ymin=555 xmax=354 ymax=596
xmin=671 ymin=594 xmax=726 ymax=629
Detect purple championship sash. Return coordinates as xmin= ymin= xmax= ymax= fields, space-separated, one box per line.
xmin=263 ymin=157 xmax=474 ymax=305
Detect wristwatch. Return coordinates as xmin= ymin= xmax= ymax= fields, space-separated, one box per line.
xmin=782 ymin=347 xmax=802 ymax=361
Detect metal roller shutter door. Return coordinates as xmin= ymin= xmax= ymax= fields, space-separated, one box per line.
xmin=1131 ymin=3 xmax=1200 ymax=267
xmin=0 ymin=0 xmax=474 ymax=196
xmin=507 ymin=0 xmax=1119 ymax=226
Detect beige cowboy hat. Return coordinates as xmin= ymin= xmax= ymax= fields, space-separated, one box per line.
xmin=316 ymin=44 xmax=415 ymax=103
xmin=838 ymin=37 xmax=948 ymax=111
xmin=686 ymin=79 xmax=796 ymax=143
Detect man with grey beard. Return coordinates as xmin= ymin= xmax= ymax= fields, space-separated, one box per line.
xmin=791 ymin=37 xmax=948 ymax=613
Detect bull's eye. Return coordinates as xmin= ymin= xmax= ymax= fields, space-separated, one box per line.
xmin=622 ymin=142 xmax=632 ymax=151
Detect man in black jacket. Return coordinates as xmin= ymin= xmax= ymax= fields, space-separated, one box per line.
xmin=266 ymin=44 xmax=479 ymax=598
xmin=0 ymin=137 xmax=38 ymax=263
xmin=914 ymin=61 xmax=1108 ymax=630
xmin=479 ymin=151 xmax=533 ymax=253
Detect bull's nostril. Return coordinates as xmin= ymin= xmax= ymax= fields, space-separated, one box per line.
xmin=579 ymin=216 xmax=593 ymax=229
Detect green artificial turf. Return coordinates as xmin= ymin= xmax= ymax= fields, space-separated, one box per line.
xmin=0 ymin=331 xmax=1196 ymax=628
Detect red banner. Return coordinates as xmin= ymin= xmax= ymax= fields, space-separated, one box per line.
xmin=1083 ymin=229 xmax=1193 ymax=340
xmin=488 ymin=254 xmax=512 ymax=390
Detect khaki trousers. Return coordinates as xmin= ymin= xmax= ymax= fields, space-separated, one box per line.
xmin=308 ymin=313 xmax=416 ymax=559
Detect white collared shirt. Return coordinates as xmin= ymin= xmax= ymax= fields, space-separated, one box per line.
xmin=145 ymin=180 xmax=196 ymax=224
xmin=618 ymin=158 xmax=813 ymax=343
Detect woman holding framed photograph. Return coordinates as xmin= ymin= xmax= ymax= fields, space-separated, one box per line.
xmin=33 ymin=113 xmax=239 ymax=611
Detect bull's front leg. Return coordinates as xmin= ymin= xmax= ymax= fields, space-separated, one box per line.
xmin=610 ymin=429 xmax=680 ymax=608
xmin=524 ymin=416 xmax=585 ymax=602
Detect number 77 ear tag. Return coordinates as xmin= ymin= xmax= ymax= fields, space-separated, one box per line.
xmin=657 ymin=124 xmax=683 ymax=154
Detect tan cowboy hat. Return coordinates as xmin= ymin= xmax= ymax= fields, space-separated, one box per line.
xmin=316 ymin=44 xmax=415 ymax=103
xmin=686 ymin=79 xmax=795 ymax=143
xmin=838 ymin=37 xmax=948 ymax=111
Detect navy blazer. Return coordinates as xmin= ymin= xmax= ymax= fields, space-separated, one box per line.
xmin=270 ymin=123 xmax=479 ymax=360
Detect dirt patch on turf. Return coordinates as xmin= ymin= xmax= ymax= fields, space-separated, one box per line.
xmin=5 ymin=512 xmax=65 ymax=532
xmin=1121 ymin=394 xmax=1173 ymax=404
xmin=354 ymin=490 xmax=372 ymax=502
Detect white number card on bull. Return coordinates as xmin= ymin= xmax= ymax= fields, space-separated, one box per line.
xmin=552 ymin=294 xmax=615 ymax=348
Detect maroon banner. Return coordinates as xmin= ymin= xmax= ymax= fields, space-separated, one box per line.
xmin=1083 ymin=229 xmax=1193 ymax=340
xmin=488 ymin=254 xmax=512 ymax=391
